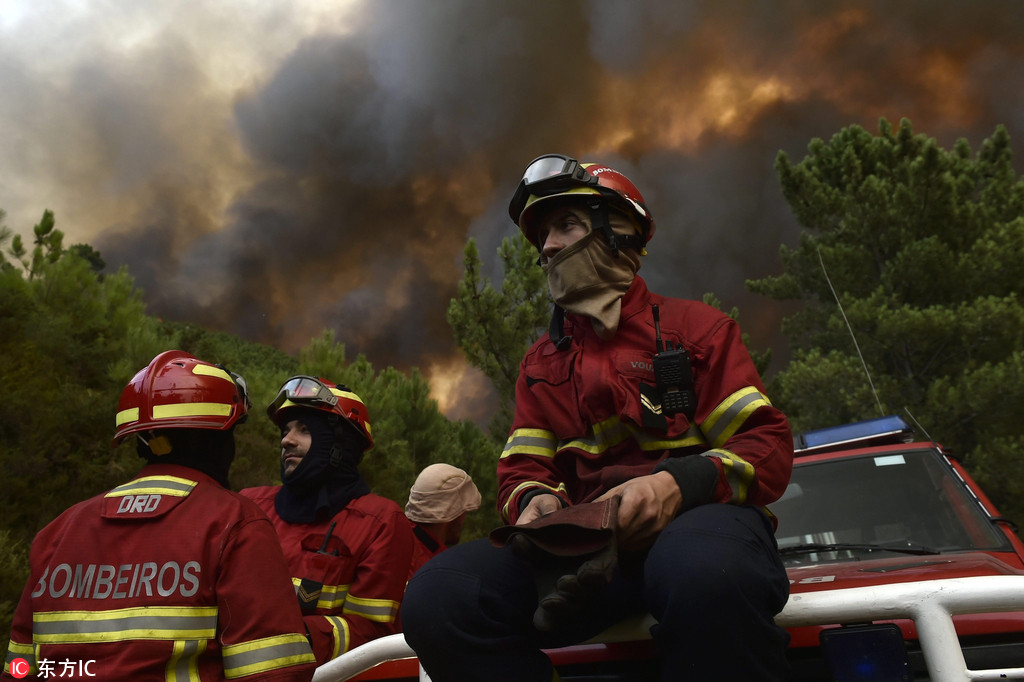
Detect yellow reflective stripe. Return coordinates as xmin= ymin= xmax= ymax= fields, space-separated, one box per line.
xmin=631 ymin=425 xmax=706 ymax=451
xmin=560 ymin=417 xmax=632 ymax=454
xmin=502 ymin=428 xmax=556 ymax=458
xmin=317 ymin=582 xmax=350 ymax=610
xmin=326 ymin=615 xmax=348 ymax=657
xmin=5 ymin=640 xmax=34 ymax=657
xmin=5 ymin=640 xmax=36 ymax=674
xmin=702 ymin=387 xmax=771 ymax=448
xmin=115 ymin=407 xmax=140 ymax=426
xmin=105 ymin=476 xmax=198 ymax=498
xmin=342 ymin=594 xmax=399 ymax=623
xmin=33 ymin=606 xmax=218 ymax=643
xmin=166 ymin=638 xmax=206 ymax=682
xmin=560 ymin=418 xmax=706 ymax=455
xmin=506 ymin=419 xmax=704 ymax=462
xmin=501 ymin=481 xmax=568 ymax=522
xmin=222 ymin=633 xmax=314 ymax=678
xmin=330 ymin=388 xmax=372 ymax=439
xmin=712 ymin=448 xmax=756 ymax=504
xmin=329 ymin=388 xmax=363 ymax=406
xmin=291 ymin=578 xmax=350 ymax=610
xmin=191 ymin=365 xmax=234 ymax=383
xmin=153 ymin=403 xmax=233 ymax=420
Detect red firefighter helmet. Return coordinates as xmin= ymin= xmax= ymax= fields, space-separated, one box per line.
xmin=267 ymin=376 xmax=374 ymax=451
xmin=113 ymin=350 xmax=250 ymax=446
xmin=508 ymin=154 xmax=656 ymax=249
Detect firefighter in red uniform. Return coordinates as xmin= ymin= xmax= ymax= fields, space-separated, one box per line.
xmin=2 ymin=350 xmax=316 ymax=681
xmin=404 ymin=463 xmax=482 ymax=581
xmin=402 ymin=155 xmax=795 ymax=681
xmin=241 ymin=377 xmax=413 ymax=665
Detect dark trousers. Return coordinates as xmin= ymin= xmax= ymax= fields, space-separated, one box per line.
xmin=402 ymin=503 xmax=791 ymax=681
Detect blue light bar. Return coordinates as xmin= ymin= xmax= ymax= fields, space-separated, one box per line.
xmin=795 ymin=415 xmax=914 ymax=454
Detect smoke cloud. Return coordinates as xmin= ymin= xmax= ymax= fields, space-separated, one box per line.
xmin=2 ymin=0 xmax=1023 ymax=422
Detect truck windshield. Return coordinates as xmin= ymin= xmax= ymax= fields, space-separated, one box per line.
xmin=773 ymin=448 xmax=1011 ymax=563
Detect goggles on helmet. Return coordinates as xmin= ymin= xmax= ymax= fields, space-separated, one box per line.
xmin=267 ymin=375 xmax=339 ymax=417
xmin=508 ymin=154 xmax=601 ymax=224
xmin=218 ymin=365 xmax=252 ymax=413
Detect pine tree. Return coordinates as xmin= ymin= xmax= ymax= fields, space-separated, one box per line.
xmin=749 ymin=119 xmax=1024 ymax=524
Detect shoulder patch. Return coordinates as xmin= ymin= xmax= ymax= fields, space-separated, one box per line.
xmin=102 ymin=475 xmax=197 ymax=519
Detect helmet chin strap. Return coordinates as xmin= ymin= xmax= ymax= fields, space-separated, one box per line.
xmin=326 ymin=416 xmax=365 ymax=467
xmin=587 ymin=199 xmax=645 ymax=257
xmin=544 ymin=197 xmax=644 ymax=351
xmin=549 ymin=304 xmax=572 ymax=351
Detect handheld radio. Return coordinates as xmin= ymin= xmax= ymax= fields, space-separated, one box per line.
xmin=652 ymin=304 xmax=696 ymax=418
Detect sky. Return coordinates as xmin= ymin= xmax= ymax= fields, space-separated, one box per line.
xmin=2 ymin=0 xmax=1023 ymax=423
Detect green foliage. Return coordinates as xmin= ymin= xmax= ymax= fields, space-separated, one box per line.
xmin=0 ymin=248 xmax=169 ymax=540
xmin=749 ymin=118 xmax=1024 ymax=524
xmin=701 ymin=293 xmax=773 ymax=377
xmin=0 ymin=211 xmax=178 ymax=639
xmin=446 ymin=235 xmax=550 ymax=439
xmin=0 ymin=531 xmax=29 ymax=639
xmin=0 ymin=210 xmax=500 ymax=642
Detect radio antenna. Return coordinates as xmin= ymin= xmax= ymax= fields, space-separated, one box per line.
xmin=903 ymin=407 xmax=935 ymax=443
xmin=818 ymin=247 xmax=885 ymax=417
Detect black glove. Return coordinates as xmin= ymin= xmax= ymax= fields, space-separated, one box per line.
xmin=531 ymin=536 xmax=618 ymax=632
xmin=490 ymin=497 xmax=621 ymax=633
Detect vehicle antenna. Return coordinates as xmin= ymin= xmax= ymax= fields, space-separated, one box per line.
xmin=903 ymin=407 xmax=935 ymax=443
xmin=818 ymin=247 xmax=885 ymax=417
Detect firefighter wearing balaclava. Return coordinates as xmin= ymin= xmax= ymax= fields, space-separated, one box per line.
xmin=240 ymin=377 xmax=413 ymax=665
xmin=402 ymin=155 xmax=795 ymax=681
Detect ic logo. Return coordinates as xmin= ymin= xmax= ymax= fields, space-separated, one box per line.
xmin=9 ymin=657 xmax=30 ymax=678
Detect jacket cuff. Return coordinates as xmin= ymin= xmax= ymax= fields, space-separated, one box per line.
xmin=653 ymin=454 xmax=719 ymax=513
xmin=517 ymin=487 xmax=569 ymax=515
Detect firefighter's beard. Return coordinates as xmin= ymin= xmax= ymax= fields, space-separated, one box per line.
xmin=543 ymin=230 xmax=641 ymax=340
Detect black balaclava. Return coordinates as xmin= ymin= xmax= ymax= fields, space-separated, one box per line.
xmin=136 ymin=429 xmax=235 ymax=488
xmin=273 ymin=408 xmax=370 ymax=524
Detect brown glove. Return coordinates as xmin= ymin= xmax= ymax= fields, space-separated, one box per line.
xmin=490 ymin=497 xmax=620 ymax=632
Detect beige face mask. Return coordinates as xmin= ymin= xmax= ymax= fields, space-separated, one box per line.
xmin=542 ymin=209 xmax=642 ymax=339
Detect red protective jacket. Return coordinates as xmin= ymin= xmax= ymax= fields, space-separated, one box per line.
xmin=3 ymin=463 xmax=316 ymax=681
xmin=240 ymin=489 xmax=413 ymax=665
xmin=498 ymin=276 xmax=793 ymax=524
xmin=406 ymin=523 xmax=446 ymax=582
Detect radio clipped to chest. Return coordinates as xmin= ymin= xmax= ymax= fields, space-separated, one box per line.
xmin=652 ymin=304 xmax=696 ymax=420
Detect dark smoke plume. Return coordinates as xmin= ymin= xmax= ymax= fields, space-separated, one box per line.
xmin=3 ymin=0 xmax=1023 ymax=422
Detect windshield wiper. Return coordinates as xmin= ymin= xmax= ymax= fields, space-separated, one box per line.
xmin=779 ymin=542 xmax=941 ymax=557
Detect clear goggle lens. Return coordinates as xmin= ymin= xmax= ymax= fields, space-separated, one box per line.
xmin=522 ymin=154 xmax=577 ymax=185
xmin=268 ymin=376 xmax=338 ymax=415
xmin=509 ymin=154 xmax=599 ymax=223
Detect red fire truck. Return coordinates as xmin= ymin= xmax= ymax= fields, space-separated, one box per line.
xmin=314 ymin=416 xmax=1024 ymax=681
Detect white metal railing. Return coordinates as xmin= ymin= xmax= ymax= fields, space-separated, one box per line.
xmin=313 ymin=575 xmax=1024 ymax=682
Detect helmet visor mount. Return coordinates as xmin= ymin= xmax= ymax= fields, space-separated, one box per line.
xmin=508 ymin=154 xmax=600 ymax=224
xmin=267 ymin=375 xmax=339 ymax=419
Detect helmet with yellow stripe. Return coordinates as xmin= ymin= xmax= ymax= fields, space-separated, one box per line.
xmin=508 ymin=154 xmax=655 ymax=252
xmin=267 ymin=376 xmax=374 ymax=451
xmin=114 ymin=350 xmax=250 ymax=447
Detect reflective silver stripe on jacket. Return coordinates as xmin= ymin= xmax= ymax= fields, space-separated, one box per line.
xmin=33 ymin=606 xmax=217 ymax=643
xmin=222 ymin=633 xmax=315 ymax=678
xmin=342 ymin=594 xmax=400 ymax=623
xmin=166 ymin=638 xmax=206 ymax=682
xmin=702 ymin=386 xmax=772 ymax=449
xmin=104 ymin=476 xmax=198 ymax=499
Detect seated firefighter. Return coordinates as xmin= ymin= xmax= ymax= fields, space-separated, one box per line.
xmin=241 ymin=376 xmax=413 ymax=665
xmin=400 ymin=155 xmax=794 ymax=681
xmin=3 ymin=350 xmax=316 ymax=681
xmin=404 ymin=463 xmax=482 ymax=580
